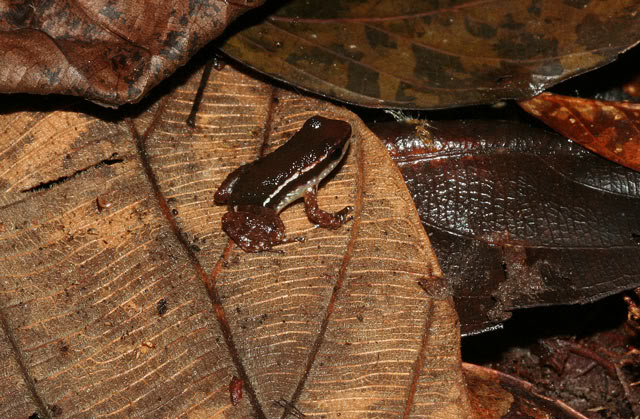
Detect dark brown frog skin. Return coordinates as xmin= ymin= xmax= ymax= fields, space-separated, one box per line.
xmin=215 ymin=115 xmax=353 ymax=252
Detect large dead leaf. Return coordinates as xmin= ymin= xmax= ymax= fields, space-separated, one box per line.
xmin=0 ymin=63 xmax=470 ymax=416
xmin=372 ymin=119 xmax=640 ymax=335
xmin=0 ymin=0 xmax=264 ymax=107
xmin=220 ymin=0 xmax=640 ymax=109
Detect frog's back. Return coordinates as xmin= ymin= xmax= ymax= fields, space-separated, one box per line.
xmin=216 ymin=115 xmax=352 ymax=211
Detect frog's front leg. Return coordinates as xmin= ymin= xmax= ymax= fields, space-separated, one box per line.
xmin=304 ymin=185 xmax=353 ymax=230
xmin=222 ymin=206 xmax=304 ymax=253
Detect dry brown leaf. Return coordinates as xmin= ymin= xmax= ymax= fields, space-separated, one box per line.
xmin=0 ymin=0 xmax=263 ymax=106
xmin=0 ymin=63 xmax=469 ymax=417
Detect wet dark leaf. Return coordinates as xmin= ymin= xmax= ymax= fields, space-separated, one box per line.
xmin=373 ymin=119 xmax=640 ymax=335
xmin=220 ymin=0 xmax=640 ymax=109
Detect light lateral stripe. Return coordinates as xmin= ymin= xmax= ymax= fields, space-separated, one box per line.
xmin=261 ymin=139 xmax=351 ymax=211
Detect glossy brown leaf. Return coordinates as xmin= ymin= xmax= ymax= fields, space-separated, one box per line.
xmin=220 ymin=0 xmax=640 ymax=109
xmin=372 ymin=119 xmax=640 ymax=335
xmin=0 ymin=0 xmax=263 ymax=106
xmin=0 ymin=63 xmax=470 ymax=416
xmin=520 ymin=92 xmax=640 ymax=172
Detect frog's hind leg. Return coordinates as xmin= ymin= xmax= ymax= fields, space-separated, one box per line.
xmin=303 ymin=185 xmax=353 ymax=230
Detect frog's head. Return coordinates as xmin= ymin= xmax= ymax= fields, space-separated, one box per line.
xmin=302 ymin=115 xmax=352 ymax=162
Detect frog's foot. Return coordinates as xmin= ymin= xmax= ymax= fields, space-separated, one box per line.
xmin=222 ymin=209 xmax=303 ymax=253
xmin=277 ymin=235 xmax=306 ymax=246
xmin=304 ymin=186 xmax=353 ymax=230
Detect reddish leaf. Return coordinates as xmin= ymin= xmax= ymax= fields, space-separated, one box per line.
xmin=0 ymin=0 xmax=263 ymax=106
xmin=373 ymin=119 xmax=640 ymax=335
xmin=220 ymin=0 xmax=640 ymax=109
xmin=520 ymin=92 xmax=640 ymax=172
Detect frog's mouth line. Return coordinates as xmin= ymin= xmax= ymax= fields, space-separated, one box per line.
xmin=268 ymin=137 xmax=352 ymax=213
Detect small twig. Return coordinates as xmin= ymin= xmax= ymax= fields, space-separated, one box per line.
xmin=573 ymin=361 xmax=597 ymax=378
xmin=274 ymin=398 xmax=306 ymax=418
xmin=567 ymin=342 xmax=617 ymax=378
xmin=186 ymin=60 xmax=214 ymax=127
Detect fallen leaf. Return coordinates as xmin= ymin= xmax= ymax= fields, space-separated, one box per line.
xmin=520 ymin=92 xmax=640 ymax=172
xmin=220 ymin=0 xmax=640 ymax=109
xmin=0 ymin=61 xmax=470 ymax=416
xmin=372 ymin=119 xmax=640 ymax=335
xmin=0 ymin=0 xmax=263 ymax=106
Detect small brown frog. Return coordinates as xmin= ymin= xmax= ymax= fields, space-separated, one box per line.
xmin=215 ymin=115 xmax=353 ymax=252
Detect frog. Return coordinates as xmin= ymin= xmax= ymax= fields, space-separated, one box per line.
xmin=214 ymin=115 xmax=353 ymax=252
